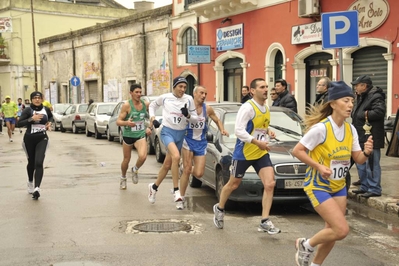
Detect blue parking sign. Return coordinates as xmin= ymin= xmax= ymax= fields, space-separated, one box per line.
xmin=321 ymin=11 xmax=359 ymax=49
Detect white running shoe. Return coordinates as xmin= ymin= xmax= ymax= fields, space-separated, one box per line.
xmin=148 ymin=183 xmax=157 ymax=204
xmin=32 ymin=187 xmax=41 ymax=200
xmin=176 ymin=196 xmax=185 ymax=210
xmin=27 ymin=182 xmax=34 ymax=194
xmin=120 ymin=177 xmax=127 ymax=190
xmin=295 ymin=238 xmax=313 ymax=266
xmin=213 ymin=204 xmax=225 ymax=229
xmin=9 ymin=138 xmax=13 ymax=142
xmin=131 ymin=167 xmax=138 ymax=184
xmin=173 ymin=190 xmax=183 ymax=202
xmin=258 ymin=219 xmax=281 ymax=235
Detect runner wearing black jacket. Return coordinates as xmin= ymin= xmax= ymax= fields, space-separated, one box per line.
xmin=17 ymin=91 xmax=53 ymax=200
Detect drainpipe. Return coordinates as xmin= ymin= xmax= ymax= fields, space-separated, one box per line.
xmin=100 ymin=33 xmax=104 ymax=101
xmin=142 ymin=23 xmax=147 ymax=90
xmin=197 ymin=16 xmax=200 ymax=86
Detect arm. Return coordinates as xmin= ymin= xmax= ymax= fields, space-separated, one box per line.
xmin=149 ymin=96 xmax=163 ymax=128
xmin=45 ymin=107 xmax=53 ymax=130
xmin=116 ymin=102 xmax=134 ymax=127
xmin=185 ymin=97 xmax=198 ymax=122
xmin=17 ymin=108 xmax=32 ymax=128
xmin=352 ymin=135 xmax=373 ymax=164
xmin=207 ymin=105 xmax=229 ymax=136
xmin=366 ymin=96 xmax=386 ymax=121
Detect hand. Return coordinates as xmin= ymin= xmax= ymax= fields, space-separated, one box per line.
xmin=268 ymin=130 xmax=276 ymax=139
xmin=364 ymin=135 xmax=373 ymax=155
xmin=181 ymin=104 xmax=189 ymax=117
xmin=153 ymin=120 xmax=161 ymax=128
xmin=145 ymin=127 xmax=152 ymax=136
xmin=46 ymin=122 xmax=52 ymax=131
xmin=317 ymin=164 xmax=332 ymax=180
xmin=32 ymin=113 xmax=44 ymax=122
xmin=221 ymin=129 xmax=229 ymax=137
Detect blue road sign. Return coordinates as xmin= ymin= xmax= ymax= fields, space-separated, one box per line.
xmin=70 ymin=76 xmax=81 ymax=87
xmin=321 ymin=10 xmax=359 ymax=49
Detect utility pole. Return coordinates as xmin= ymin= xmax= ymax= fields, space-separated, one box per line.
xmin=31 ymin=0 xmax=38 ymax=91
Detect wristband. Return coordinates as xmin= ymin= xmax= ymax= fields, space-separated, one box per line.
xmin=363 ymin=151 xmax=370 ymax=157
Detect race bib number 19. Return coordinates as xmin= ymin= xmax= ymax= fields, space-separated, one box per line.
xmin=172 ymin=116 xmax=182 ymax=124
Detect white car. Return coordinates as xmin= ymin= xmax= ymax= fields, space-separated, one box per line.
xmin=51 ymin=103 xmax=71 ymax=131
xmin=60 ymin=103 xmax=89 ymax=133
xmin=85 ymin=102 xmax=118 ymax=139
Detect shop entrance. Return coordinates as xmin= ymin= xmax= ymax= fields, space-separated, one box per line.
xmin=305 ymin=53 xmax=332 ymax=105
xmin=223 ymin=58 xmax=243 ymax=102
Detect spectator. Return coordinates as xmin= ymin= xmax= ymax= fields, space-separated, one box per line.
xmin=270 ymin=88 xmax=278 ymax=106
xmin=241 ymin=85 xmax=252 ymax=103
xmin=88 ymin=99 xmax=94 ymax=106
xmin=274 ymin=79 xmax=297 ymax=113
xmin=314 ymin=77 xmax=331 ymax=106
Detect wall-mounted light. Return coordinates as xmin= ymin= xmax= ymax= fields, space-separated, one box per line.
xmin=221 ymin=17 xmax=232 ymax=24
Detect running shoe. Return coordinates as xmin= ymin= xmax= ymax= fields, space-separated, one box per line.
xmin=131 ymin=167 xmax=138 ymax=184
xmin=32 ymin=187 xmax=40 ymax=200
xmin=20 ymin=129 xmax=22 ymax=133
xmin=148 ymin=183 xmax=157 ymax=204
xmin=9 ymin=138 xmax=13 ymax=142
xmin=258 ymin=219 xmax=281 ymax=235
xmin=295 ymin=238 xmax=313 ymax=266
xmin=213 ymin=204 xmax=225 ymax=229
xmin=173 ymin=190 xmax=183 ymax=202
xmin=120 ymin=177 xmax=127 ymax=190
xmin=176 ymin=198 xmax=185 ymax=210
xmin=27 ymin=182 xmax=34 ymax=194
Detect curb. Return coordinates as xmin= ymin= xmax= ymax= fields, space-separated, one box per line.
xmin=348 ymin=190 xmax=399 ymax=216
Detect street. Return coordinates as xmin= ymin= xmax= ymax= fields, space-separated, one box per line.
xmin=0 ymin=131 xmax=398 ymax=266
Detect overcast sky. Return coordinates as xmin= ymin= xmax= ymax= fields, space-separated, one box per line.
xmin=115 ymin=0 xmax=172 ymax=9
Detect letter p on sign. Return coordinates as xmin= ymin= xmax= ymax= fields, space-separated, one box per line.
xmin=321 ymin=11 xmax=359 ymax=49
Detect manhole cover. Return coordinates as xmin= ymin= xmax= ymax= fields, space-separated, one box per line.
xmin=133 ymin=221 xmax=192 ymax=233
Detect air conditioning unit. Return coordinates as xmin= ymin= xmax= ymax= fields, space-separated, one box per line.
xmin=298 ymin=0 xmax=320 ymax=17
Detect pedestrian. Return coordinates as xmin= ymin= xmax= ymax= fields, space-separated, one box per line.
xmin=241 ymin=85 xmax=252 ymax=103
xmin=116 ymin=84 xmax=151 ymax=189
xmin=17 ymin=91 xmax=53 ymax=199
xmin=1 ymin=96 xmax=18 ymax=142
xmin=292 ymin=81 xmax=373 ymax=266
xmin=42 ymin=97 xmax=53 ymax=112
xmin=274 ymin=78 xmax=298 ymax=113
xmin=17 ymin=97 xmax=25 ymax=133
xmin=147 ymin=76 xmax=198 ymax=206
xmin=179 ymin=85 xmax=229 ymax=209
xmin=313 ymin=77 xmax=330 ymax=106
xmin=0 ymin=101 xmax=3 ymax=135
xmin=88 ymin=99 xmax=94 ymax=106
xmin=212 ymin=78 xmax=281 ymax=234
xmin=351 ymin=75 xmax=385 ymax=198
xmin=270 ymin=87 xmax=278 ymax=106
xmin=24 ymin=99 xmax=30 ymax=105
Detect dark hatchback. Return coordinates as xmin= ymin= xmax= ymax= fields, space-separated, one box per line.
xmin=193 ymin=104 xmax=309 ymax=204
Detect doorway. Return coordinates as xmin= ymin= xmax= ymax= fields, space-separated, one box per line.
xmin=223 ymin=58 xmax=243 ymax=102
xmin=305 ymin=53 xmax=332 ymax=105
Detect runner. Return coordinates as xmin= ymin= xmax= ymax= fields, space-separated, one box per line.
xmin=179 ymin=85 xmax=229 ymax=209
xmin=17 ymin=91 xmax=53 ymax=199
xmin=1 ymin=96 xmax=18 ymax=142
xmin=147 ymin=76 xmax=198 ymax=207
xmin=116 ymin=84 xmax=151 ymax=189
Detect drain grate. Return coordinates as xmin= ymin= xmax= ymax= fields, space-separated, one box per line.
xmin=133 ymin=221 xmax=192 ymax=233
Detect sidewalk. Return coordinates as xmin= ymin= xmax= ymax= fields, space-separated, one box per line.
xmin=347 ymin=146 xmax=399 ymax=216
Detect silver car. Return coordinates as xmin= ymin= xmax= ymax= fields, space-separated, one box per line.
xmin=107 ymin=101 xmax=125 ymax=144
xmin=51 ymin=103 xmax=71 ymax=131
xmin=85 ymin=102 xmax=118 ymax=139
xmin=60 ymin=103 xmax=89 ymax=133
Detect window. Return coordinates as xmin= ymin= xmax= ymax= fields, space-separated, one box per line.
xmin=179 ymin=27 xmax=197 ymax=54
xmin=184 ymin=0 xmax=202 ymax=10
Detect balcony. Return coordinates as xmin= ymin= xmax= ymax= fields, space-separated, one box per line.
xmin=0 ymin=43 xmax=10 ymax=65
xmin=186 ymin=0 xmax=258 ymax=19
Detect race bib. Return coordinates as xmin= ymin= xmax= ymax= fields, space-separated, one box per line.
xmin=329 ymin=159 xmax=350 ymax=180
xmin=31 ymin=124 xmax=46 ymax=134
xmin=253 ymin=128 xmax=269 ymax=142
xmin=189 ymin=118 xmax=205 ymax=129
xmin=172 ymin=116 xmax=183 ymax=125
xmin=131 ymin=121 xmax=144 ymax=131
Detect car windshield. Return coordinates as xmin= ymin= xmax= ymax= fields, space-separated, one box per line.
xmin=221 ymin=110 xmax=303 ymax=148
xmin=54 ymin=104 xmax=70 ymax=113
xmin=78 ymin=104 xmax=88 ymax=113
xmin=98 ymin=104 xmax=116 ymax=115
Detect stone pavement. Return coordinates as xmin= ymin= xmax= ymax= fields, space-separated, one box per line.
xmin=347 ymin=146 xmax=399 ymax=216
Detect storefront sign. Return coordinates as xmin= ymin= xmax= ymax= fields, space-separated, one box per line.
xmin=310 ymin=68 xmax=327 ymax=78
xmin=186 ymin=45 xmax=211 ymax=63
xmin=349 ymin=0 xmax=389 ymax=33
xmin=291 ymin=22 xmax=322 ymax=44
xmin=0 ymin=17 xmax=12 ymax=33
xmin=216 ymin=24 xmax=243 ymax=52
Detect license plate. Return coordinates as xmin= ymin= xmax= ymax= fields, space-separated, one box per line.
xmin=284 ymin=179 xmax=304 ymax=189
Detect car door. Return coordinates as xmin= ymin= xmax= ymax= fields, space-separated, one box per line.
xmin=86 ymin=104 xmax=96 ymax=132
xmin=109 ymin=102 xmax=123 ymax=136
xmin=63 ymin=105 xmax=74 ymax=129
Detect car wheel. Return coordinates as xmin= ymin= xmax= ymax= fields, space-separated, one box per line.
xmin=119 ymin=128 xmax=123 ymax=145
xmin=85 ymin=124 xmax=93 ymax=137
xmin=155 ymin=137 xmax=165 ymax=163
xmin=147 ymin=135 xmax=155 ymax=155
xmin=189 ymin=175 xmax=202 ymax=188
xmin=60 ymin=122 xmax=66 ymax=133
xmin=107 ymin=126 xmax=114 ymax=142
xmin=72 ymin=123 xmax=79 ymax=134
xmin=94 ymin=125 xmax=102 ymax=139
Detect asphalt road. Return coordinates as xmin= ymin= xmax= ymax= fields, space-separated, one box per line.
xmin=0 ymin=130 xmax=398 ymax=266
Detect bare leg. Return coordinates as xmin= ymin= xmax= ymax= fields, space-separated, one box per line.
xmin=218 ymin=175 xmax=242 ymax=209
xmin=180 ymin=148 xmax=193 ymax=196
xmin=133 ymin=138 xmax=147 ymax=169
xmin=120 ymin=143 xmax=132 ymax=177
xmin=258 ymin=166 xmax=275 ymax=219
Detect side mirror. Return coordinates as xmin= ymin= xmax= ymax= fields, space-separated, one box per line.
xmin=206 ymin=132 xmax=214 ymax=142
xmin=90 ymin=112 xmax=94 ymax=116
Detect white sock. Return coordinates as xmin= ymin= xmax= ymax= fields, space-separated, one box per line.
xmin=121 ymin=176 xmax=126 ymax=179
xmin=133 ymin=166 xmax=139 ymax=172
xmin=304 ymin=239 xmax=314 ymax=252
xmin=310 ymin=263 xmax=320 ymax=266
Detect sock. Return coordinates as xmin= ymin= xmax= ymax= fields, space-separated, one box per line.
xmin=310 ymin=263 xmax=320 ymax=266
xmin=217 ymin=206 xmax=224 ymax=212
xmin=304 ymin=239 xmax=315 ymax=252
xmin=121 ymin=176 xmax=126 ymax=179
xmin=152 ymin=184 xmax=158 ymax=191
xmin=133 ymin=166 xmax=139 ymax=172
xmin=261 ymin=218 xmax=269 ymax=224
xmin=174 ymin=187 xmax=179 ymax=192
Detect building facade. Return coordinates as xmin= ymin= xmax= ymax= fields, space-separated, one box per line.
xmin=171 ymin=0 xmax=397 ymax=117
xmin=0 ymin=0 xmax=135 ymax=102
xmin=39 ymin=5 xmax=172 ymax=104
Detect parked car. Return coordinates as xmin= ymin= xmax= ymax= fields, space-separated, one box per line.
xmin=59 ymin=103 xmax=89 ymax=133
xmin=51 ymin=103 xmax=71 ymax=131
xmin=85 ymin=102 xmax=118 ymax=139
xmin=193 ymin=105 xmax=308 ymax=205
xmin=107 ymin=101 xmax=125 ymax=144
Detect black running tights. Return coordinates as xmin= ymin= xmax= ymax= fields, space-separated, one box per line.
xmin=23 ymin=134 xmax=48 ymax=188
